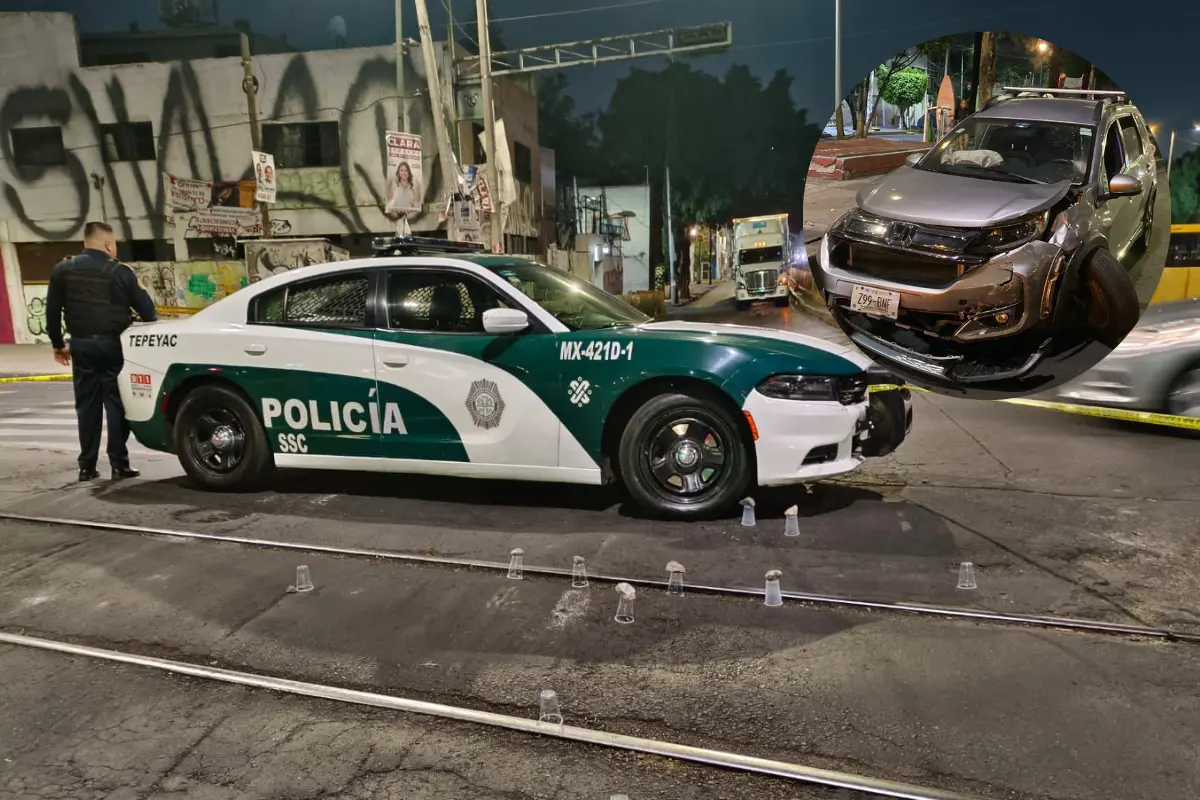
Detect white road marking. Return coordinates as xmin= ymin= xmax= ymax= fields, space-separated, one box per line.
xmin=0 ymin=419 xmax=88 ymax=426
xmin=900 ymin=521 xmax=913 ymax=532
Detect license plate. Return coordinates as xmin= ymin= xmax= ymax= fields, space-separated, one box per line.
xmin=850 ymin=285 xmax=899 ymax=319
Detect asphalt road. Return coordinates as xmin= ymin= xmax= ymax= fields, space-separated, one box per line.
xmin=0 ymin=300 xmax=1197 ymax=799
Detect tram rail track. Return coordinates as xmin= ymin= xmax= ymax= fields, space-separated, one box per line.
xmin=3 ymin=511 xmax=1197 ymax=644
xmin=0 ymin=629 xmax=991 ymax=800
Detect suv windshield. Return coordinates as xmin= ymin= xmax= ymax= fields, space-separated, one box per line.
xmin=919 ymin=116 xmax=1095 ymax=185
xmin=485 ymin=259 xmax=650 ymax=330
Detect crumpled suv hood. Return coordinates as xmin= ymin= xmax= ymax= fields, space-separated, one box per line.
xmin=858 ymin=166 xmax=1074 ymax=228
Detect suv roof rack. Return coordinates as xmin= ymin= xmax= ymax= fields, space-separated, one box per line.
xmin=996 ymin=86 xmax=1128 ymax=101
xmin=371 ymin=235 xmax=487 ymax=257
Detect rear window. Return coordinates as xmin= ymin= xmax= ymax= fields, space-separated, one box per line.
xmin=249 ymin=273 xmax=370 ymax=327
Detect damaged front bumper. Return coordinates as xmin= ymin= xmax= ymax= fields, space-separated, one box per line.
xmin=816 ymin=229 xmax=1070 ymax=344
xmin=853 ymin=369 xmax=913 ymax=457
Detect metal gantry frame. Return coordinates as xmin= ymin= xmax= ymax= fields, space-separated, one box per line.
xmin=454 ymin=22 xmax=732 ymax=80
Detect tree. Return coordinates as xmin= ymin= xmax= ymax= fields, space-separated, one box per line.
xmin=536 ymin=72 xmax=598 ymax=182
xmin=859 ymin=36 xmax=953 ymax=138
xmin=594 ymin=62 xmax=821 ymax=271
xmin=1172 ymin=149 xmax=1200 ymax=224
xmin=879 ymin=67 xmax=927 ymax=129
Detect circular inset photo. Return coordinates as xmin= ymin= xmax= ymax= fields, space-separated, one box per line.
xmin=805 ymin=32 xmax=1171 ymax=398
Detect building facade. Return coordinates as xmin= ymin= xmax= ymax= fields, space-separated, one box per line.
xmin=0 ymin=11 xmax=544 ymax=342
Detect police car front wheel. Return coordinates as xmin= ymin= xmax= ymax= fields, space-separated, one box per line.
xmin=617 ymin=392 xmax=751 ymax=519
xmin=175 ymin=384 xmax=274 ymax=491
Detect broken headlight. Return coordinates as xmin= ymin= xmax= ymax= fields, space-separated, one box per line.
xmin=969 ymin=211 xmax=1050 ymax=254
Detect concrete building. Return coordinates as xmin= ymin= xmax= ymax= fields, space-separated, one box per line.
xmin=573 ymin=184 xmax=652 ymax=295
xmin=0 ymin=11 xmax=545 ymax=343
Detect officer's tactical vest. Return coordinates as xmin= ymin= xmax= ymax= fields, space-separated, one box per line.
xmin=61 ymin=256 xmax=134 ymax=337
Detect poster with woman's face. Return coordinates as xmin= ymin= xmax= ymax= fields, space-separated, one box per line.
xmin=384 ymin=132 xmax=424 ymax=215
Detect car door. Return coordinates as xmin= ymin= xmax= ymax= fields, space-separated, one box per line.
xmin=371 ymin=265 xmax=565 ymax=473
xmin=244 ymin=269 xmax=380 ymax=461
xmin=1119 ymin=115 xmax=1155 ymax=225
xmin=1097 ymin=116 xmax=1137 ymax=257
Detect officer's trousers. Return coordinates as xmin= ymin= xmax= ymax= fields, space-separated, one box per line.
xmin=70 ymin=337 xmax=131 ymax=470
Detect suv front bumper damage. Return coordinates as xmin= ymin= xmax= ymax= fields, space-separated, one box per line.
xmin=816 ymin=230 xmax=1068 ymax=345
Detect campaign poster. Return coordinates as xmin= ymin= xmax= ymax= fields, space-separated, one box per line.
xmin=253 ymin=150 xmax=277 ymax=204
xmin=384 ymin=132 xmax=423 ymax=215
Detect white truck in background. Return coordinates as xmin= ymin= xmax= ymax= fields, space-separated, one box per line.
xmin=732 ymin=213 xmax=790 ymax=309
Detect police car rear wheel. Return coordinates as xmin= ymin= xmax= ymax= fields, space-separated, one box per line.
xmin=618 ymin=393 xmax=750 ymax=519
xmin=175 ymin=385 xmax=273 ymax=491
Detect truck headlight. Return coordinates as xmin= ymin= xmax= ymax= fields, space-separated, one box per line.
xmin=757 ymin=375 xmax=838 ymax=401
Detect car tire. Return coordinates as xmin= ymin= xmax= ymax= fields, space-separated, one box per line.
xmin=617 ymin=392 xmax=751 ymax=519
xmin=1164 ymin=364 xmax=1200 ymax=419
xmin=174 ymin=384 xmax=274 ymax=491
xmin=1079 ymin=247 xmax=1140 ymax=349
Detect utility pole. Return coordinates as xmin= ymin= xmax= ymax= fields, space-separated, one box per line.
xmin=834 ymin=0 xmax=841 ymax=135
xmin=1167 ymin=130 xmax=1176 ymax=183
xmin=665 ymin=164 xmax=676 ymax=305
xmin=474 ymin=0 xmax=503 ymax=253
xmin=413 ymin=0 xmax=460 ymax=239
xmin=240 ymin=32 xmax=270 ymax=237
xmin=395 ymin=0 xmax=409 ymax=132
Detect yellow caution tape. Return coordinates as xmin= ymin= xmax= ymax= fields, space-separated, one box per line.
xmin=0 ymin=374 xmax=72 ymax=384
xmin=869 ymin=383 xmax=1200 ymax=431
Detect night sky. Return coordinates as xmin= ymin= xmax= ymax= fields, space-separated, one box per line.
xmin=3 ymin=0 xmax=1197 ymax=152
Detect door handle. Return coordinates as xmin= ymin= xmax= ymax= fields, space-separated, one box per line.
xmin=244 ymin=344 xmax=267 ymax=356
xmin=381 ymin=356 xmax=409 ymax=368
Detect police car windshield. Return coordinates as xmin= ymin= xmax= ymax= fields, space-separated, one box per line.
xmin=488 ymin=260 xmax=649 ymax=330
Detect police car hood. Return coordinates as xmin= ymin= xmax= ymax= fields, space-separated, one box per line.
xmin=638 ymin=320 xmax=872 ymax=369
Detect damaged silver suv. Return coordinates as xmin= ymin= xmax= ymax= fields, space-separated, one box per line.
xmin=813 ymin=88 xmax=1157 ymax=387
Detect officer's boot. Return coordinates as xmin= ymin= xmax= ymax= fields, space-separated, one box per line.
xmin=111 ymin=465 xmax=140 ymax=480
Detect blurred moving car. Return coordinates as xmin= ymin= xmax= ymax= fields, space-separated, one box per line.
xmin=1054 ymin=298 xmax=1200 ymax=417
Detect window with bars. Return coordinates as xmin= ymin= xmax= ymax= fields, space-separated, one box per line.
xmin=251 ymin=273 xmax=369 ymax=327
xmin=101 ymin=122 xmax=155 ymax=162
xmin=262 ymin=122 xmax=341 ymax=168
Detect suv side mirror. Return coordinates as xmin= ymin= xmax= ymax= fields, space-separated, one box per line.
xmin=905 ymin=151 xmax=924 ymax=168
xmin=1103 ymin=172 xmax=1142 ymax=200
xmin=482 ymin=307 xmax=530 ymax=334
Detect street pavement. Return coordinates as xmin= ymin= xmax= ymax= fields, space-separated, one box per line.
xmin=0 ymin=299 xmax=1197 ymax=799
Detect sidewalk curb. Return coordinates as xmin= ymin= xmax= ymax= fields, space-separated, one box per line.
xmin=0 ymin=374 xmax=72 ymax=384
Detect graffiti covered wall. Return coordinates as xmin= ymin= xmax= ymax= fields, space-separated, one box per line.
xmin=0 ymin=12 xmax=539 ymax=246
xmin=20 ymin=258 xmax=248 ymax=342
xmin=243 ymin=239 xmax=350 ymax=283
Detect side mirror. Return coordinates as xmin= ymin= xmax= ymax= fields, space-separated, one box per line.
xmin=905 ymin=151 xmax=924 ymax=168
xmin=482 ymin=307 xmax=530 ymax=334
xmin=1103 ymin=172 xmax=1142 ymax=200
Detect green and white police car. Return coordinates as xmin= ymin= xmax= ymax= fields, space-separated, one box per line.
xmin=118 ymin=237 xmax=912 ymax=518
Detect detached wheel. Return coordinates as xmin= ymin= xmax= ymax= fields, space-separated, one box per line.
xmin=1079 ymin=247 xmax=1140 ymax=348
xmin=174 ymin=384 xmax=273 ymax=491
xmin=617 ymin=392 xmax=751 ymax=519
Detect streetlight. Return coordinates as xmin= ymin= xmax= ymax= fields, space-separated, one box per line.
xmin=1037 ymin=41 xmax=1049 ymax=52
xmin=689 ymin=225 xmax=700 ymax=238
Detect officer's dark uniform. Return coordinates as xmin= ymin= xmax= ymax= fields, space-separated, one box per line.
xmin=45 ymin=249 xmax=158 ymax=479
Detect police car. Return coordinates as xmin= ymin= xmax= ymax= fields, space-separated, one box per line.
xmin=118 ymin=237 xmax=912 ymax=519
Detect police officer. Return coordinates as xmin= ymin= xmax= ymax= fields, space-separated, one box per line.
xmin=45 ymin=221 xmax=158 ymax=482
